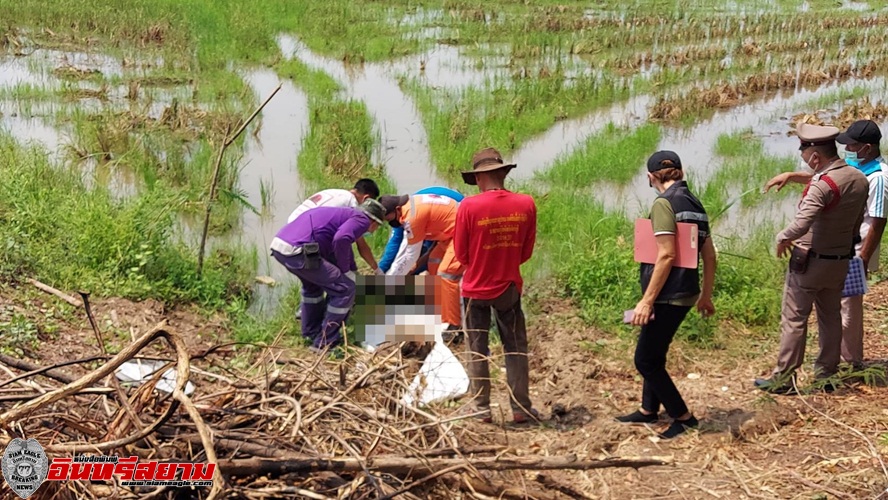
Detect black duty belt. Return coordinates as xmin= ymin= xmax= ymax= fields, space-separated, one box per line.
xmin=809 ymin=250 xmax=854 ymax=260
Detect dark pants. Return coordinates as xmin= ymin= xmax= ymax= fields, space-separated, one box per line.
xmin=272 ymin=250 xmax=355 ymax=349
xmin=464 ymin=283 xmax=533 ymax=416
xmin=635 ymin=303 xmax=692 ymax=418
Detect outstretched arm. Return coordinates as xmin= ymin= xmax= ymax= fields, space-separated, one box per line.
xmin=764 ymin=171 xmax=813 ymax=193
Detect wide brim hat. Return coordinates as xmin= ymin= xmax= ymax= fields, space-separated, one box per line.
xmin=462 ymin=147 xmax=516 ymax=185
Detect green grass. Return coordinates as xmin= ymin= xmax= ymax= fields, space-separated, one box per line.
xmin=279 ymin=59 xmax=396 ymax=255
xmin=523 ymin=124 xmax=788 ymax=340
xmin=408 ymin=72 xmax=637 ymax=179
xmin=795 ymin=85 xmax=875 ymax=112
xmin=0 ymin=133 xmax=253 ymax=307
xmin=700 ymin=130 xmax=798 ymax=215
xmin=542 ymin=123 xmax=661 ymax=186
xmin=6 ymin=0 xmax=884 ymax=347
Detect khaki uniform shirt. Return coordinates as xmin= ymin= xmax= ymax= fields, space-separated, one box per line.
xmin=776 ymin=160 xmax=869 ymax=255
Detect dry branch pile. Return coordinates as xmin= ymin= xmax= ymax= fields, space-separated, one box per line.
xmin=0 ymin=285 xmax=671 ymax=499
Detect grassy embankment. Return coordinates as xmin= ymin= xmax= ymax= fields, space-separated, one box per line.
xmin=5 ymin=0 xmax=888 ymax=349
xmin=0 ymin=0 xmax=409 ymax=347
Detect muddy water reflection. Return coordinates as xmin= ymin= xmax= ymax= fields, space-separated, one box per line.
xmin=0 ymin=114 xmax=64 ymax=156
xmin=278 ymin=35 xmax=504 ymax=192
xmin=585 ymin=78 xmax=888 ymax=232
xmin=511 ymin=94 xmax=651 ymax=183
xmin=236 ymin=70 xmax=309 ymax=314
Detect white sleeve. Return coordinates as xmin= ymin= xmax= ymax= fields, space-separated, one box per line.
xmin=869 ymin=174 xmax=888 ymax=219
xmin=287 ymin=202 xmax=310 ymax=224
xmin=386 ymin=240 xmax=423 ymax=276
xmin=287 ymin=209 xmax=300 ymax=224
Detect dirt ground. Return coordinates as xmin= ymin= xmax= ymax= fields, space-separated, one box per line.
xmin=2 ymin=278 xmax=887 ymax=499
xmin=457 ymin=280 xmax=888 ymax=499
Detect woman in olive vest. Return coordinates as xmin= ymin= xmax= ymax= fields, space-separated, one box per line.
xmin=616 ymin=151 xmax=718 ymax=439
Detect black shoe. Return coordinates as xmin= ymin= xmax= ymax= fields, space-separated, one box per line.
xmin=615 ymin=410 xmax=658 ymax=424
xmin=658 ymin=416 xmax=699 ymax=439
xmin=811 ymin=378 xmax=839 ymax=393
xmin=442 ymin=325 xmax=464 ymax=345
xmin=754 ymin=376 xmax=798 ymax=395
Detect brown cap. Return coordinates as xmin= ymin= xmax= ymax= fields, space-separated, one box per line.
xmin=797 ymin=123 xmax=840 ymax=150
xmin=378 ymin=194 xmax=409 ymax=216
xmin=462 ymin=147 xmax=516 ymax=185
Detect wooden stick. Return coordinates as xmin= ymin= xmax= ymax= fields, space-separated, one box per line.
xmin=376 ymin=463 xmax=468 ymax=500
xmin=0 ymin=355 xmax=169 ymax=390
xmin=28 ymin=278 xmax=82 ymax=307
xmin=196 ymin=124 xmax=229 ymax=278
xmin=0 ymin=323 xmax=185 ymax=454
xmin=459 ymin=475 xmax=561 ymax=500
xmin=0 ymin=354 xmax=82 ymax=386
xmin=218 ymin=454 xmax=673 ymax=478
xmin=243 ymin=487 xmax=332 ymax=500
xmin=173 ymin=381 xmax=227 ymax=499
xmin=787 ymin=471 xmax=855 ymax=500
xmin=78 ymin=291 xmax=106 ymax=355
xmin=535 ymin=473 xmax=594 ymax=500
xmin=197 ymin=83 xmax=282 ymax=276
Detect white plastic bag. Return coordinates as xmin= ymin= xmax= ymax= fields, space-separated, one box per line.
xmin=115 ymin=359 xmax=195 ymax=396
xmin=401 ymin=325 xmax=469 ymax=406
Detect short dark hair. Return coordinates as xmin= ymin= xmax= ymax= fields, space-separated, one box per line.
xmin=651 ymin=168 xmax=684 ymax=183
xmin=353 ymin=178 xmax=380 ymax=199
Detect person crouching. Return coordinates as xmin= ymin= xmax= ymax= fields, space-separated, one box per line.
xmin=270 ymin=200 xmax=386 ymax=352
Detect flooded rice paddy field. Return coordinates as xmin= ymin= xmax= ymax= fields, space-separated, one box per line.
xmin=4 ymin=0 xmax=888 ymax=314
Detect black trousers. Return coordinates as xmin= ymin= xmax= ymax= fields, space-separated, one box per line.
xmin=635 ymin=303 xmax=692 ymax=418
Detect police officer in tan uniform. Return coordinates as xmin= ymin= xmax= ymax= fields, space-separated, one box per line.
xmin=755 ymin=124 xmax=869 ymax=394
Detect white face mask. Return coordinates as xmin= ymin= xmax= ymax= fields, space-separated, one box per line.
xmin=800 ymin=152 xmax=817 ymax=172
xmin=800 ymin=159 xmax=812 ymax=172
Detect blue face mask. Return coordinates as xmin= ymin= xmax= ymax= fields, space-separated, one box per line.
xmin=844 ymin=150 xmax=860 ymax=167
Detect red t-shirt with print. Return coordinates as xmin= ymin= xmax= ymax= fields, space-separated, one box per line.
xmin=454 ymin=189 xmax=537 ymax=300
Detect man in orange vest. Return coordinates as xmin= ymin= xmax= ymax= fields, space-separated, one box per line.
xmin=380 ymin=193 xmax=464 ymax=330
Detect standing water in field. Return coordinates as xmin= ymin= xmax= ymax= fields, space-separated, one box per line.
xmin=278 ymin=34 xmax=495 ymax=192
xmin=3 ymin=37 xmax=888 ymax=314
xmin=231 ymin=69 xmax=311 ymax=315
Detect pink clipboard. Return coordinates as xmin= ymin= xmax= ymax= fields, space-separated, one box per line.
xmin=634 ymin=218 xmax=699 ymax=269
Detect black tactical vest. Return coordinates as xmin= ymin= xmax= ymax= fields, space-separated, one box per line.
xmin=640 ymin=181 xmax=710 ymax=302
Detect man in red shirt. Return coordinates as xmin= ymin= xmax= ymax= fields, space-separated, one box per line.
xmin=454 ymin=147 xmax=538 ymax=424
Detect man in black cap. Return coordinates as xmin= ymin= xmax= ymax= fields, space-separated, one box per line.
xmin=764 ymin=120 xmax=886 ymax=369
xmin=616 ymin=150 xmax=717 ymax=439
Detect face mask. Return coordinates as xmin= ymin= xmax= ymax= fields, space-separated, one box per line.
xmin=844 ymin=150 xmax=860 ymax=167
xmin=389 ymin=219 xmax=402 ymax=228
xmin=801 ymin=152 xmax=817 ymax=172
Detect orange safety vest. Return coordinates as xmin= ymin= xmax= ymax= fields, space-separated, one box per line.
xmin=398 ymin=194 xmax=459 ymax=245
